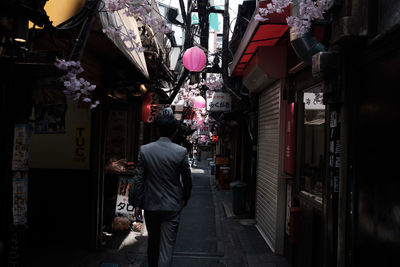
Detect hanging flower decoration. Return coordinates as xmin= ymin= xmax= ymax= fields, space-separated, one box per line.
xmin=286 ymin=0 xmax=328 ymax=35
xmin=172 ymin=74 xmax=223 ymax=143
xmin=201 ymin=74 xmax=223 ymax=91
xmin=102 ymin=0 xmax=172 ymax=53
xmin=55 ymin=59 xmax=99 ymax=109
xmin=254 ymin=0 xmax=328 ymax=36
xmin=54 ymin=1 xmax=174 ymax=109
xmin=255 ymin=0 xmax=291 ymax=22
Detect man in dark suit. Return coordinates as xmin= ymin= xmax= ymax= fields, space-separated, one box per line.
xmin=134 ymin=114 xmax=192 ymax=267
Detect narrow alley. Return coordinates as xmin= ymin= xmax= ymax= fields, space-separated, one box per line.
xmin=2 ymin=1 xmax=400 ymax=266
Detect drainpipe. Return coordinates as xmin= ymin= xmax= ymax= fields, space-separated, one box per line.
xmin=289 ymin=0 xmax=325 ymax=65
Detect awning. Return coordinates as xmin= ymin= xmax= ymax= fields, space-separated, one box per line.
xmin=229 ymin=5 xmax=290 ymax=77
xmin=99 ymin=6 xmax=149 ymax=78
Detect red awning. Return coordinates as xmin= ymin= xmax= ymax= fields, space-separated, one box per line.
xmin=230 ymin=5 xmax=290 ymax=77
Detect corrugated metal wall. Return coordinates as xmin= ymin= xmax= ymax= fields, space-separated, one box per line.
xmin=256 ymin=83 xmax=281 ymax=251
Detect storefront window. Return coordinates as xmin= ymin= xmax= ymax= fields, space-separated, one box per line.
xmin=300 ymin=87 xmax=325 ymax=204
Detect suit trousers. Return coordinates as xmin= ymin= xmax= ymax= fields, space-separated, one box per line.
xmin=144 ymin=210 xmax=181 ymax=267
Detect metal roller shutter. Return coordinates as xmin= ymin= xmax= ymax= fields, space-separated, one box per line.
xmin=256 ymin=83 xmax=280 ymax=252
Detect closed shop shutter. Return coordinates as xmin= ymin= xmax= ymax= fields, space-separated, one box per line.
xmin=256 ymin=83 xmax=280 ymax=251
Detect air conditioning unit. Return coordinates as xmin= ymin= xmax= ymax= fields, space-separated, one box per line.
xmin=243 ymin=46 xmax=286 ymax=93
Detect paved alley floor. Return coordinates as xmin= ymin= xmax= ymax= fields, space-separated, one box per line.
xmin=24 ymin=160 xmax=292 ymax=267
xmin=134 ymin=160 xmax=292 ymax=267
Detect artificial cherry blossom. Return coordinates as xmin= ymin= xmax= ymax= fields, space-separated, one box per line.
xmin=55 ymin=59 xmax=99 ymax=109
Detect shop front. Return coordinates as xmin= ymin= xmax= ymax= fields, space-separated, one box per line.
xmin=290 ymin=80 xmax=327 ymax=267
xmin=228 ymin=2 xmax=290 ymax=254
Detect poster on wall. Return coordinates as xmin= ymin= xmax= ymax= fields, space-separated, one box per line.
xmin=12 ymin=172 xmax=28 ymax=225
xmin=115 ymin=176 xmax=135 ymax=220
xmin=33 ymin=104 xmax=66 ymax=134
xmin=12 ymin=124 xmax=30 ymax=171
xmin=11 ymin=124 xmax=30 ymax=225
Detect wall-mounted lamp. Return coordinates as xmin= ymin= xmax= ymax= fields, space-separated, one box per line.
xmin=13 ymin=15 xmax=29 ymax=43
xmin=139 ymin=83 xmax=147 ymax=94
xmin=10 ymin=0 xmax=50 ymax=43
xmin=132 ymin=83 xmax=147 ymax=97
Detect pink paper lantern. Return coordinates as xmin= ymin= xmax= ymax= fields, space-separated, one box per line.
xmin=193 ymin=95 xmax=206 ymax=109
xmin=182 ymin=46 xmax=206 ymax=72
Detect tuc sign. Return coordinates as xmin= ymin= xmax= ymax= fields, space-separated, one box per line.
xmin=142 ymin=92 xmax=159 ymax=123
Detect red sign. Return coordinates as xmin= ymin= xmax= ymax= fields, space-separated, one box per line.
xmin=284 ymin=103 xmax=296 ymax=175
xmin=142 ymin=92 xmax=159 ymax=123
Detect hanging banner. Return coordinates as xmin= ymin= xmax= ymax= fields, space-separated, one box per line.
xmin=142 ymin=92 xmax=159 ymax=123
xmin=206 ymin=92 xmax=231 ymax=112
xmin=115 ymin=177 xmax=135 ymax=220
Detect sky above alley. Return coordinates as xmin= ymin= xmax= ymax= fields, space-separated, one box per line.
xmin=157 ymin=0 xmax=245 ymax=44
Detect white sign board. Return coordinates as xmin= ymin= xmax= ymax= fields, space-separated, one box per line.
xmin=115 ymin=177 xmax=135 ymax=220
xmin=303 ymin=93 xmax=325 ymax=110
xmin=206 ymin=92 xmax=231 ymax=112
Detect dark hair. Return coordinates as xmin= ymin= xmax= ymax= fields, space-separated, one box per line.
xmin=155 ymin=114 xmax=178 ymax=137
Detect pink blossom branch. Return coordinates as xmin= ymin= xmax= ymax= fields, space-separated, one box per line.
xmin=55 ymin=59 xmax=99 ymax=109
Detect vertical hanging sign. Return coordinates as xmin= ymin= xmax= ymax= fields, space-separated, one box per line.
xmin=142 ymin=92 xmax=159 ymax=123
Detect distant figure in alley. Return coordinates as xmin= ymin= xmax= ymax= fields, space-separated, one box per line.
xmin=134 ymin=114 xmax=192 ymax=267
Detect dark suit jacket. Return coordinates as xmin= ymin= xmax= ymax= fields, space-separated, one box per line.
xmin=134 ymin=137 xmax=192 ymax=211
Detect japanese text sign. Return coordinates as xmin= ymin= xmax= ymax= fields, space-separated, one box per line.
xmin=206 ymin=92 xmax=231 ymax=112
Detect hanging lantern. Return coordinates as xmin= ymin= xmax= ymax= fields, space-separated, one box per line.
xmin=142 ymin=92 xmax=159 ymax=123
xmin=182 ymin=46 xmax=206 ymax=72
xmin=193 ymin=95 xmax=206 ymax=109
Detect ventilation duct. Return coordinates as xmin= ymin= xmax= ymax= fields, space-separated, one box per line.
xmin=242 ymin=46 xmax=286 ymax=93
xmin=290 ymin=0 xmax=325 ymax=65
